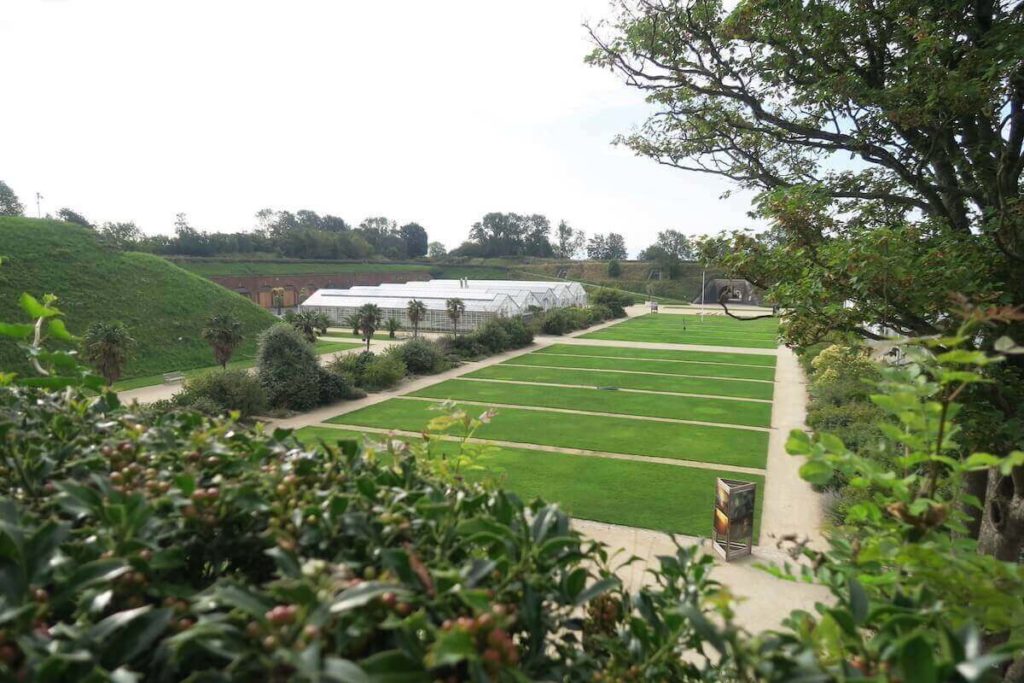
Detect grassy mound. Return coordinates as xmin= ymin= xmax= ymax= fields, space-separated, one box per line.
xmin=0 ymin=217 xmax=278 ymax=379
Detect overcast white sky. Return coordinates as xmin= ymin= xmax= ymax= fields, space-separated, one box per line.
xmin=1 ymin=0 xmax=757 ymax=256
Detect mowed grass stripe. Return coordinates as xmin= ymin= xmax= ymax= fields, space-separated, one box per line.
xmin=328 ymin=399 xmax=768 ymax=469
xmin=295 ymin=425 xmax=763 ymax=537
xmin=465 ymin=364 xmax=774 ymax=401
xmin=409 ymin=379 xmax=772 ymax=427
xmin=540 ymin=343 xmax=777 ymax=367
xmin=512 ymin=352 xmax=776 ymax=381
xmin=582 ymin=315 xmax=780 ymax=348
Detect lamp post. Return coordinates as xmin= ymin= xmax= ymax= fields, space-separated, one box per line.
xmin=700 ymin=268 xmax=706 ymax=322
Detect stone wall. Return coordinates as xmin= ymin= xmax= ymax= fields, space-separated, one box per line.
xmin=210 ymin=271 xmax=432 ymax=309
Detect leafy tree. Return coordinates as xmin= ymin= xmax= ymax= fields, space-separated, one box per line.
xmin=358 ymin=217 xmax=405 ymax=258
xmin=285 ymin=310 xmax=328 ymax=344
xmin=385 ymin=316 xmax=401 ymax=339
xmin=357 ymin=303 xmax=382 ymax=351
xmin=588 ymin=0 xmax=1024 ymax=560
xmin=201 ymin=313 xmax=244 ymax=368
xmin=344 ymin=312 xmax=361 ymax=336
xmin=446 ymin=297 xmax=465 ymax=338
xmin=587 ymin=232 xmax=628 ymax=260
xmin=466 ymin=213 xmax=554 ymax=257
xmin=81 ymin=321 xmax=134 ymax=385
xmin=555 ymin=220 xmax=586 ymax=259
xmin=56 ymin=208 xmax=92 ymax=227
xmin=407 ymin=299 xmax=427 ymax=338
xmin=98 ymin=221 xmax=142 ymax=250
xmin=399 ymin=222 xmax=429 ymax=258
xmin=427 ymin=241 xmax=447 ymax=258
xmin=607 ymin=259 xmax=622 ymax=277
xmin=0 ymin=180 xmax=24 ymax=216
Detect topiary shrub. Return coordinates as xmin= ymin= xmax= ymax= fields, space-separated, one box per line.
xmin=327 ymin=350 xmax=376 ymax=386
xmin=607 ymin=259 xmax=622 ymax=277
xmin=499 ymin=316 xmax=534 ymax=348
xmin=176 ymin=368 xmax=267 ymax=418
xmin=442 ymin=333 xmax=487 ymax=360
xmin=256 ymin=323 xmax=322 ymax=411
xmin=475 ymin=319 xmax=511 ymax=354
xmin=396 ymin=338 xmax=449 ymax=375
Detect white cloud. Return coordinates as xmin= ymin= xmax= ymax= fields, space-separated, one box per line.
xmin=1 ymin=0 xmax=759 ymax=255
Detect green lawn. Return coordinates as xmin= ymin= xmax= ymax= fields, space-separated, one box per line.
xmin=113 ymin=339 xmax=361 ymax=390
xmin=582 ymin=314 xmax=780 ymax=348
xmin=512 ymin=351 xmax=776 ymax=381
xmin=294 ymin=425 xmax=763 ymax=537
xmin=410 ymin=379 xmax=772 ymax=428
xmin=464 ymin=364 xmax=774 ymax=400
xmin=537 ymin=343 xmax=776 ymax=366
xmin=328 ymin=398 xmax=768 ymax=469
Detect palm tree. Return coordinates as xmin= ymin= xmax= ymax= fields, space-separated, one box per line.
xmin=406 ymin=299 xmax=427 ymax=338
xmin=385 ymin=317 xmax=401 ymax=339
xmin=201 ymin=314 xmax=244 ymax=368
xmin=344 ymin=312 xmax=361 ymax=337
xmin=82 ymin=321 xmax=135 ymax=385
xmin=285 ymin=310 xmax=325 ymax=344
xmin=446 ymin=298 xmax=465 ymax=339
xmin=357 ymin=303 xmax=382 ymax=351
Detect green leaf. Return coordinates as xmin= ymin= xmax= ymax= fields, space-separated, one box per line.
xmin=963 ymin=453 xmax=1000 ymax=470
xmin=425 ymin=627 xmax=476 ymax=668
xmin=993 ymin=336 xmax=1024 ymax=354
xmin=785 ymin=429 xmax=811 ymax=455
xmin=99 ymin=607 xmax=173 ymax=669
xmin=799 ymin=460 xmax=833 ymax=486
xmin=848 ymin=578 xmax=868 ymax=625
xmin=19 ymin=293 xmax=59 ymax=319
xmin=330 ymin=582 xmax=405 ymax=615
xmin=46 ymin=318 xmax=75 ymax=342
xmin=573 ymin=577 xmax=619 ymax=606
xmin=0 ymin=323 xmax=34 ymax=340
xmin=323 ymin=658 xmax=371 ymax=683
xmin=900 ymin=635 xmax=936 ymax=683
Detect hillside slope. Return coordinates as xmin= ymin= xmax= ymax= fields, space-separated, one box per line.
xmin=0 ymin=217 xmax=278 ymax=378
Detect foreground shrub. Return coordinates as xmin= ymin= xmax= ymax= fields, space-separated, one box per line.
xmin=176 ymin=368 xmax=267 ymax=417
xmin=256 ymin=323 xmax=322 ymax=411
xmin=395 ymin=338 xmax=450 ymax=375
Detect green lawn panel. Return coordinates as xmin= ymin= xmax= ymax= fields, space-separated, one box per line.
xmin=509 ymin=352 xmax=776 ymax=381
xmin=295 ymin=426 xmax=764 ymax=537
xmin=538 ymin=343 xmax=777 ymax=367
xmin=409 ymin=380 xmax=772 ymax=428
xmin=328 ymin=399 xmax=768 ymax=469
xmin=464 ymin=364 xmax=774 ymax=400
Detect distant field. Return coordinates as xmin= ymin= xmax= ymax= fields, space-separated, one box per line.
xmin=0 ymin=217 xmax=279 ymax=379
xmin=582 ymin=314 xmax=780 ymax=348
xmin=512 ymin=351 xmax=777 ymax=381
xmin=294 ymin=425 xmax=763 ymax=536
xmin=113 ymin=339 xmax=361 ymax=390
xmin=328 ymin=398 xmax=769 ymax=469
xmin=408 ymin=379 xmax=773 ymax=427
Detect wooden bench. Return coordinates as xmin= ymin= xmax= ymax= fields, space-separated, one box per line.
xmin=163 ymin=372 xmax=185 ymax=385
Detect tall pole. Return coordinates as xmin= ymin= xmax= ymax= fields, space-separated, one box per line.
xmin=35 ymin=192 xmax=43 ymax=218
xmin=700 ymin=268 xmax=705 ymax=321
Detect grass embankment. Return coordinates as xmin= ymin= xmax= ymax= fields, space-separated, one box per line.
xmin=409 ymin=379 xmax=773 ymax=428
xmin=294 ymin=425 xmax=763 ymax=536
xmin=174 ymin=259 xmax=433 ymax=277
xmin=0 ymin=217 xmax=278 ymax=379
xmin=465 ymin=364 xmax=774 ymax=400
xmin=327 ymin=398 xmax=768 ymax=469
xmin=113 ymin=339 xmax=361 ymax=390
xmin=582 ymin=314 xmax=780 ymax=348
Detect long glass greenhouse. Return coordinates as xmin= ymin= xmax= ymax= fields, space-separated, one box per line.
xmin=298 ymin=279 xmax=586 ymax=332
